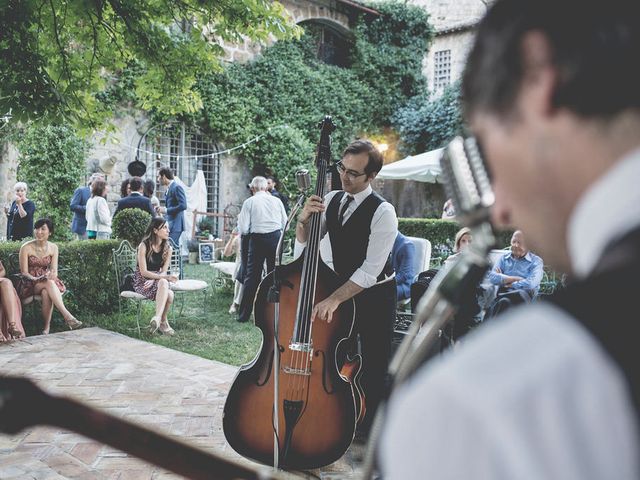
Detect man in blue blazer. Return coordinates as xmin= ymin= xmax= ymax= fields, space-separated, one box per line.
xmin=113 ymin=176 xmax=155 ymax=219
xmin=70 ymin=172 xmax=105 ymax=239
xmin=158 ymin=167 xmax=187 ymax=246
xmin=392 ymin=232 xmax=416 ymax=302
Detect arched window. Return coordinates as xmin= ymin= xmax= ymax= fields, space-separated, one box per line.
xmin=300 ymin=20 xmax=353 ymax=68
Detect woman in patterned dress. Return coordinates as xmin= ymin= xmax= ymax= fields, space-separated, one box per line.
xmin=134 ymin=217 xmax=178 ymax=335
xmin=0 ymin=260 xmax=25 ymax=341
xmin=18 ymin=218 xmax=81 ymax=335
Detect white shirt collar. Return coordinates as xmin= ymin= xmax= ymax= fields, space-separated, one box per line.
xmin=568 ymin=147 xmax=640 ymax=278
xmin=345 ymin=184 xmax=373 ymax=206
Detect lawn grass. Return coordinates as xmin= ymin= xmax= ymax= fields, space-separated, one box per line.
xmin=31 ymin=262 xmax=263 ymax=367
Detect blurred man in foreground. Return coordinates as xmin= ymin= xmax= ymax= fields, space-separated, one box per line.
xmin=381 ymin=1 xmax=640 ymax=478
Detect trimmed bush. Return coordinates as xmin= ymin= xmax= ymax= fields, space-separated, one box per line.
xmin=398 ymin=218 xmax=513 ymax=263
xmin=112 ymin=208 xmax=152 ymax=247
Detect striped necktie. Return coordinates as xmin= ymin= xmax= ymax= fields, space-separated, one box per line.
xmin=338 ymin=194 xmax=354 ymax=225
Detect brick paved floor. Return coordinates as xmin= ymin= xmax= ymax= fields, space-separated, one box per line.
xmin=0 ymin=328 xmax=366 ymax=479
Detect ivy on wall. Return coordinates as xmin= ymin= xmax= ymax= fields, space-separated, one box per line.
xmin=392 ymin=82 xmax=464 ymax=156
xmin=192 ymin=1 xmax=433 ymax=197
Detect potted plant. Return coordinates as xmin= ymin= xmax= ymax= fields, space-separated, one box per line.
xmin=187 ymin=239 xmax=200 ymax=264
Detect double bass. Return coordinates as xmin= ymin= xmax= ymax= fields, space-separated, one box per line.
xmin=223 ymin=117 xmax=364 ymax=470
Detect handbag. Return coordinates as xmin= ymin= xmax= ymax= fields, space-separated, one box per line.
xmin=119 ymin=268 xmax=135 ymax=292
xmin=87 ymin=197 xmax=99 ymax=239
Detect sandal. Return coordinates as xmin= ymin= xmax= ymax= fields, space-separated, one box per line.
xmin=159 ymin=322 xmax=175 ymax=336
xmin=8 ymin=322 xmax=23 ymax=339
xmin=149 ymin=316 xmax=160 ymax=334
xmin=65 ymin=317 xmax=83 ymax=330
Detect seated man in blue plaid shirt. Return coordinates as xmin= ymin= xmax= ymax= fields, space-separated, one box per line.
xmin=485 ymin=230 xmax=544 ymax=318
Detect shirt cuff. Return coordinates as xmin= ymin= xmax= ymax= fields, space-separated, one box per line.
xmin=349 ymin=268 xmax=376 ymax=289
xmin=293 ymin=240 xmax=306 ymax=260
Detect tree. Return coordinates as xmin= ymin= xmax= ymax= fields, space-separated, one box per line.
xmin=16 ymin=124 xmax=88 ymax=240
xmin=392 ymin=82 xmax=463 ymax=155
xmin=0 ymin=0 xmax=300 ymax=129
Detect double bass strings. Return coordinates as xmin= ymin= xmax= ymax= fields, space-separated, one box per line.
xmin=287 ymin=151 xmax=328 ymax=403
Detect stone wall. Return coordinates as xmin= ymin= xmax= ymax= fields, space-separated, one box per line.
xmin=0 ymin=141 xmax=20 ymax=238
xmin=219 ymin=0 xmax=351 ymax=64
xmin=408 ymin=0 xmax=487 ymax=31
xmin=423 ymin=28 xmax=475 ymax=93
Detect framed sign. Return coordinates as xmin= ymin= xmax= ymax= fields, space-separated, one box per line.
xmin=198 ymin=242 xmax=215 ymax=263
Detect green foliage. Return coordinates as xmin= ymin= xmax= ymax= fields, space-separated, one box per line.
xmin=112 ymin=209 xmax=152 ymax=247
xmin=15 ymin=124 xmax=88 ymax=241
xmin=398 ymin=218 xmax=513 ymax=263
xmin=197 ymin=3 xmax=433 ymax=195
xmin=392 ymin=82 xmax=464 ymax=155
xmin=351 ymin=2 xmax=434 ymax=126
xmin=0 ymin=0 xmax=301 ymax=129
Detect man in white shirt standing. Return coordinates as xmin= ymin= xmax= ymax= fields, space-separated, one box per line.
xmin=380 ymin=1 xmax=640 ymax=479
xmin=296 ymin=139 xmax=398 ymax=437
xmin=236 ymin=176 xmax=287 ymax=323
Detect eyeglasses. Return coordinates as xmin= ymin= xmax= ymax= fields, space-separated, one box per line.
xmin=336 ymin=162 xmax=367 ymax=180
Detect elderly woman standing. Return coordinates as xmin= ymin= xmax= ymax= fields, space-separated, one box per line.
xmin=86 ymin=179 xmax=112 ymax=239
xmin=134 ymin=217 xmax=178 ymax=336
xmin=18 ymin=218 xmax=81 ymax=335
xmin=4 ymin=182 xmax=36 ymax=241
xmin=0 ymin=260 xmax=25 ymax=341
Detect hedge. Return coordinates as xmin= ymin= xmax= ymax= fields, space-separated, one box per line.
xmin=0 ymin=239 xmax=121 ymax=315
xmin=398 ymin=218 xmax=513 ymax=263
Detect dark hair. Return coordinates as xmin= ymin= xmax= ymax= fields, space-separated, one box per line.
xmin=129 ymin=176 xmax=143 ymax=192
xmin=342 ymin=139 xmax=383 ymax=177
xmin=139 ymin=217 xmax=170 ymax=264
xmin=91 ymin=179 xmax=107 ymax=197
xmin=34 ymin=217 xmax=54 ymax=235
xmin=158 ymin=167 xmax=174 ymax=180
xmin=463 ymin=0 xmax=640 ymax=119
xmin=120 ymin=178 xmax=130 ymax=197
xmin=266 ymin=175 xmax=276 ymax=182
xmin=143 ymin=180 xmax=155 ymax=198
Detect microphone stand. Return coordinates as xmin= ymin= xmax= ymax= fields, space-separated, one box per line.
xmin=267 ymin=191 xmax=306 ymax=470
xmin=360 ymin=221 xmax=496 ymax=479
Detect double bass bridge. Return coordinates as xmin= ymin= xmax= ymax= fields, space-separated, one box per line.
xmin=289 ymin=341 xmax=313 ymax=352
xmin=282 ymin=366 xmax=311 ymax=376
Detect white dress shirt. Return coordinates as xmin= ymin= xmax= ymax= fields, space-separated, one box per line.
xmin=294 ymin=185 xmax=398 ymax=289
xmin=380 ymin=149 xmax=640 ymax=480
xmin=237 ymin=191 xmax=287 ymax=235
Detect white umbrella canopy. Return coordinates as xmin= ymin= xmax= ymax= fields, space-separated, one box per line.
xmin=376 ymin=147 xmax=444 ymax=183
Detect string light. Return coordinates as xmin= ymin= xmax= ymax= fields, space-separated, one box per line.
xmin=122 ymin=124 xmax=287 ymax=161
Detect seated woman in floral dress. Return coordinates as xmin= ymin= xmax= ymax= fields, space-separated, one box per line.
xmin=18 ymin=218 xmax=81 ymax=335
xmin=0 ymin=260 xmax=25 ymax=341
xmin=134 ymin=217 xmax=178 ymax=336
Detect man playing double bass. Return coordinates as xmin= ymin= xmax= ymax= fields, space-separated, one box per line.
xmin=295 ymin=139 xmax=398 ymax=438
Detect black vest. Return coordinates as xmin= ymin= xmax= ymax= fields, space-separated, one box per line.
xmin=547 ymin=227 xmax=640 ymax=416
xmin=327 ymin=191 xmax=394 ymax=284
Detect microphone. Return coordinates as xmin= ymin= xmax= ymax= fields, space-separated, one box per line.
xmin=295 ymin=169 xmax=311 ymax=193
xmin=390 ymin=135 xmax=498 ymax=381
xmin=440 ymin=136 xmax=494 ymax=228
